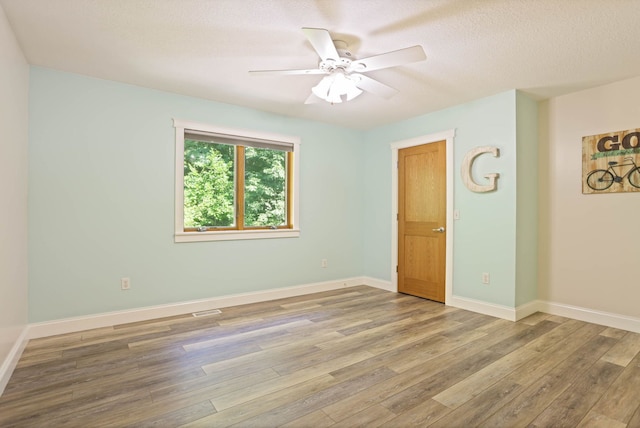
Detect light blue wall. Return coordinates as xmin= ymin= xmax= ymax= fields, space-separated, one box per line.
xmin=515 ymin=92 xmax=539 ymax=306
xmin=362 ymin=91 xmax=520 ymax=307
xmin=28 ymin=68 xmax=538 ymax=322
xmin=28 ymin=68 xmax=365 ymax=322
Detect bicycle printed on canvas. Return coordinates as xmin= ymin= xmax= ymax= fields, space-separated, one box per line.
xmin=582 ymin=129 xmax=640 ymax=194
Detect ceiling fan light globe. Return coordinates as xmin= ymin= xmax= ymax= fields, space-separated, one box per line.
xmin=310 ymin=70 xmax=362 ymax=104
xmin=311 ymin=75 xmax=334 ymax=100
xmin=332 ymin=72 xmax=348 ymax=90
xmin=327 ymin=79 xmax=344 ymax=103
xmin=327 ymin=93 xmax=343 ymax=103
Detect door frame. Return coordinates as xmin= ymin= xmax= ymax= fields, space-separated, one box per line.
xmin=391 ymin=129 xmax=455 ymax=304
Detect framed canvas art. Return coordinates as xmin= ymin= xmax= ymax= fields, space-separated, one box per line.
xmin=582 ymin=128 xmax=640 ymax=194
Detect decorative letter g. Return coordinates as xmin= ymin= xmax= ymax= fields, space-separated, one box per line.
xmin=461 ymin=146 xmax=500 ymax=193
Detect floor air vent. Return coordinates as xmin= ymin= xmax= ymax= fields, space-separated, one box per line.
xmin=192 ymin=309 xmax=222 ymax=317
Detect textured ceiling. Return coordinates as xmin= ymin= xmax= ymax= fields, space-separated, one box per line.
xmin=3 ymin=0 xmax=640 ymax=130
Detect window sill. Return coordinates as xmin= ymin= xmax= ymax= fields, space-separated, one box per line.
xmin=175 ymin=229 xmax=300 ymax=243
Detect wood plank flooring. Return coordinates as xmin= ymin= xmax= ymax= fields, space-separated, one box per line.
xmin=2 ymin=286 xmax=640 ymax=427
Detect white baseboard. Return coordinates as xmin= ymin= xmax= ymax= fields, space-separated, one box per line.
xmin=447 ymin=295 xmax=518 ymax=321
xmin=539 ymin=300 xmax=640 ymax=334
xmin=447 ymin=296 xmax=640 ymax=333
xmin=23 ymin=278 xmax=640 ymax=341
xmin=362 ymin=277 xmax=394 ymax=292
xmin=28 ymin=277 xmax=366 ymax=339
xmin=0 ymin=325 xmax=29 ymax=396
xmin=361 ymin=280 xmax=540 ymax=323
xmin=515 ymin=299 xmax=544 ymax=321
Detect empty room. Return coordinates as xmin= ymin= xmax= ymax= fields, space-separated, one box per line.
xmin=1 ymin=1 xmax=640 ymax=426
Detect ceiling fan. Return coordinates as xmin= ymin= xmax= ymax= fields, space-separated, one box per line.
xmin=249 ymin=27 xmax=427 ymax=104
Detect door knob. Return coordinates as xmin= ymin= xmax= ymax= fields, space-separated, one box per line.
xmin=432 ymin=227 xmax=445 ymax=233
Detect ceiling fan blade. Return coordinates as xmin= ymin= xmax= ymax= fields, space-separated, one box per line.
xmin=302 ymin=27 xmax=340 ymax=61
xmin=249 ymin=68 xmax=327 ymax=76
xmin=351 ymin=45 xmax=426 ymax=73
xmin=353 ymin=74 xmax=398 ymax=99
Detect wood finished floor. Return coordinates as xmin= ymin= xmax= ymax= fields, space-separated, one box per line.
xmin=2 ymin=286 xmax=640 ymax=427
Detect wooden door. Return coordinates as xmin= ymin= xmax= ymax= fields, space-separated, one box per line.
xmin=398 ymin=141 xmax=446 ymax=302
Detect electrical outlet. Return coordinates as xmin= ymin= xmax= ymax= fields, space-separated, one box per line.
xmin=482 ymin=272 xmax=490 ymax=284
xmin=121 ymin=277 xmax=131 ymax=290
xmin=321 ymin=259 xmax=328 ymax=268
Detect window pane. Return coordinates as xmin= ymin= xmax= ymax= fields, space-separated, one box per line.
xmin=244 ymin=147 xmax=287 ymax=227
xmin=183 ymin=140 xmax=235 ymax=228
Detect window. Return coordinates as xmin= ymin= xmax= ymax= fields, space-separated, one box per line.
xmin=174 ymin=119 xmax=300 ymax=242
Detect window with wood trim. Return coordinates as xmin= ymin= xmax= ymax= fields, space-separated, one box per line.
xmin=174 ymin=120 xmax=300 ymax=242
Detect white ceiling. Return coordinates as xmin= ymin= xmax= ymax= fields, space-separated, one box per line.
xmin=3 ymin=0 xmax=640 ymax=130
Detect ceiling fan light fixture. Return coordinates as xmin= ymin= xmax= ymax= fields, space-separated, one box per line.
xmin=311 ymin=74 xmax=334 ymax=100
xmin=326 ymin=82 xmax=344 ymax=104
xmin=311 ymin=71 xmax=363 ymax=104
